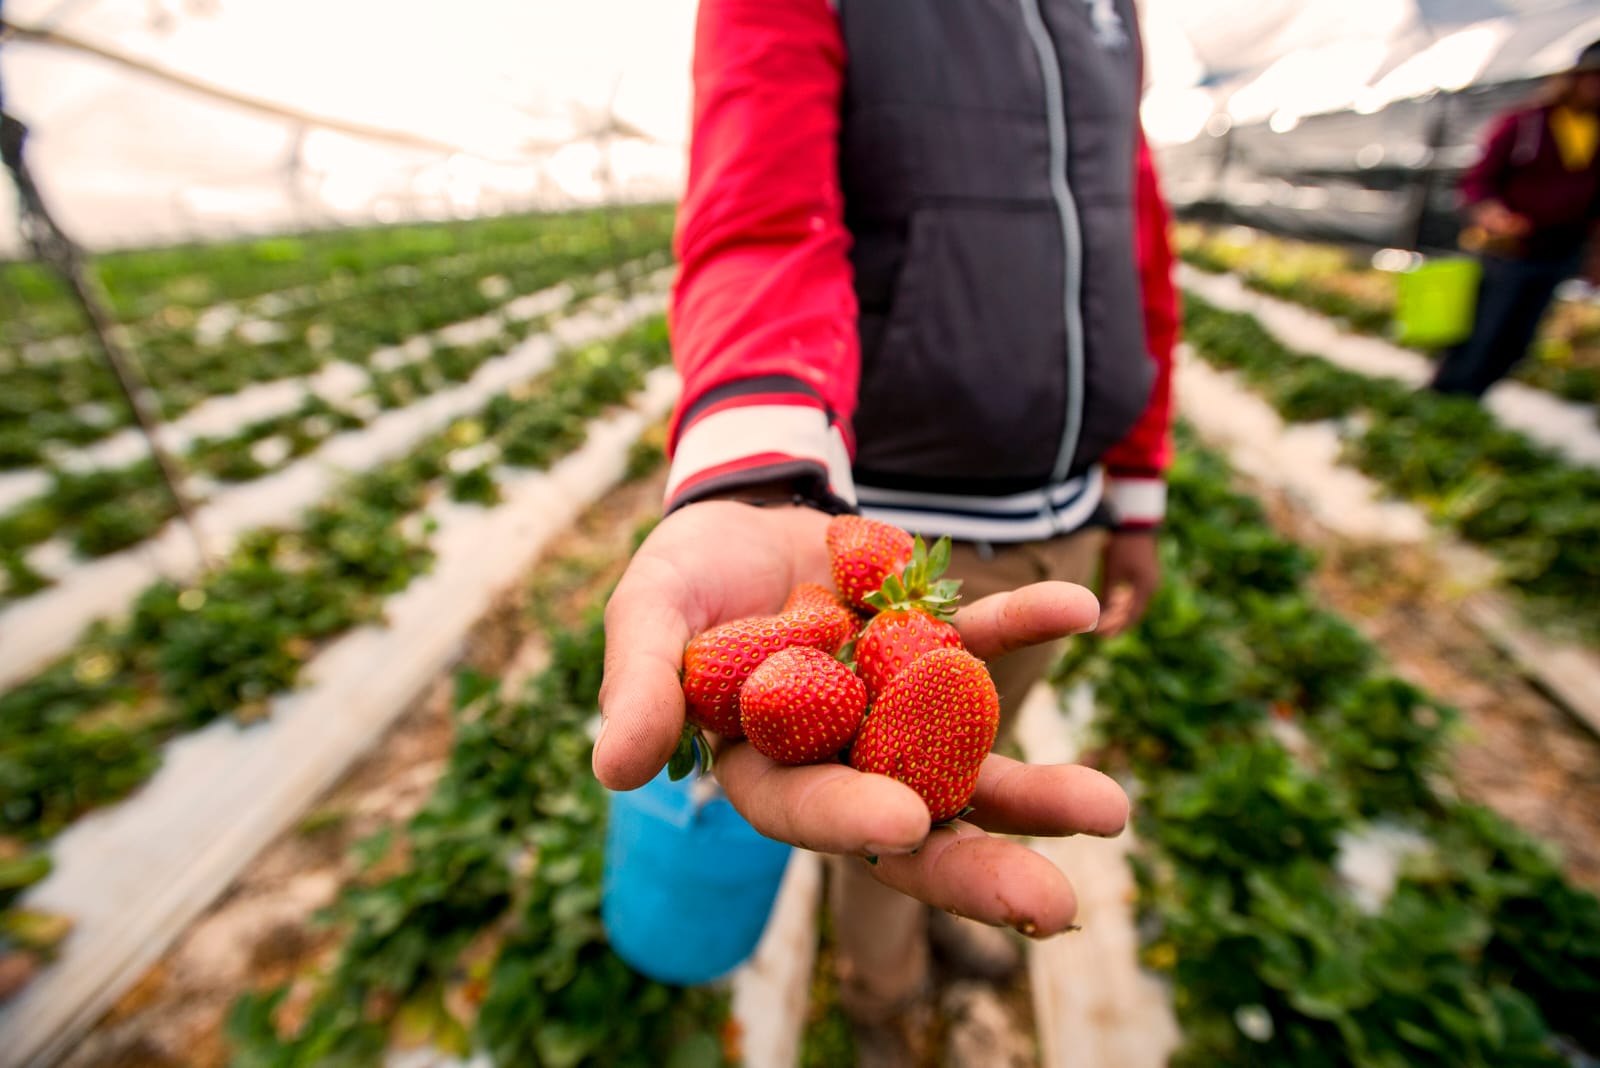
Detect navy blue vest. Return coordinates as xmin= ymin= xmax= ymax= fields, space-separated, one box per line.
xmin=839 ymin=0 xmax=1152 ymax=495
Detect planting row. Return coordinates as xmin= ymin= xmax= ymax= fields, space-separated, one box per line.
xmin=227 ymin=424 xmax=1600 ymax=1067
xmin=0 ymin=205 xmax=673 ymax=347
xmin=224 ymin=577 xmax=734 ymax=1068
xmin=0 ymin=205 xmax=675 ymax=467
xmin=1057 ymin=427 xmax=1600 ymax=1067
xmin=0 ymin=318 xmax=672 ymax=989
xmin=0 ymin=272 xmax=663 ymax=608
xmin=1182 ymin=294 xmax=1600 ymax=642
xmin=1174 ymin=222 xmax=1600 ymax=408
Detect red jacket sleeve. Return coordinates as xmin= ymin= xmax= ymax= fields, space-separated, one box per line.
xmin=1459 ymin=111 xmax=1521 ymax=207
xmin=664 ymin=0 xmax=859 ymax=512
xmin=1101 ymin=131 xmax=1178 ymax=529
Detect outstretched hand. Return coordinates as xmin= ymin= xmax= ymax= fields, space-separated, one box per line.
xmin=595 ymin=500 xmax=1128 ymax=936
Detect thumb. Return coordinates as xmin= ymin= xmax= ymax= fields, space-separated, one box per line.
xmin=594 ymin=555 xmax=694 ymax=790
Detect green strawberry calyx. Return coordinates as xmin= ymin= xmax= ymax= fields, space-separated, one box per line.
xmin=861 ymin=534 xmax=962 ymax=619
xmin=667 ymin=723 xmax=715 ymax=781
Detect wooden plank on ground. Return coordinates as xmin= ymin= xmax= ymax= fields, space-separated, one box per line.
xmin=1014 ymin=685 xmax=1181 ymax=1068
xmin=1466 ymin=595 xmax=1600 ymax=741
xmin=730 ymin=851 xmax=823 ymax=1068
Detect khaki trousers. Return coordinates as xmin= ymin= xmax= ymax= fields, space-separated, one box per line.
xmin=830 ymin=529 xmax=1106 ymax=1020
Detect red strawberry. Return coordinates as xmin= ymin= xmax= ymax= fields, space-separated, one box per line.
xmin=855 ymin=608 xmax=964 ymax=703
xmin=783 ymin=582 xmax=854 ymax=617
xmin=852 ymin=533 xmax=965 ymax=700
xmin=682 ymin=606 xmax=854 ymax=739
xmin=739 ymin=646 xmax=868 ymax=765
xmin=848 ymin=647 xmax=998 ymax=823
xmin=783 ymin=582 xmax=861 ymax=651
xmin=826 ymin=516 xmax=914 ymax=610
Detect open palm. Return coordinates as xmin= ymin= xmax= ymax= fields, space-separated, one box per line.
xmin=595 ymin=500 xmax=1127 ymax=936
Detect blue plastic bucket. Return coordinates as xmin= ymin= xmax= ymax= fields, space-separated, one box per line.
xmin=601 ymin=767 xmax=793 ymax=985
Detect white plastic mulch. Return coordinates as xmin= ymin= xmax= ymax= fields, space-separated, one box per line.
xmin=0 ymin=279 xmax=670 ymax=692
xmin=0 ymin=369 xmax=681 ymax=1068
xmin=1179 ymin=265 xmax=1600 ymax=473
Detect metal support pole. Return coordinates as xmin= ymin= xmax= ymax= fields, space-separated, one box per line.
xmin=1 ymin=110 xmax=211 ymax=570
xmin=596 ymin=88 xmax=633 ymax=300
xmin=1402 ymin=93 xmax=1453 ymax=253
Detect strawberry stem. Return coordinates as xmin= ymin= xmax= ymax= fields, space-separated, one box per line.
xmin=667 ymin=723 xmax=715 ymax=780
xmin=862 ymin=534 xmax=963 ymax=618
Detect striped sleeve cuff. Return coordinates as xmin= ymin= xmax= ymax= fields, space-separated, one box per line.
xmin=1105 ymin=474 xmax=1166 ymax=530
xmin=665 ymin=391 xmax=857 ymax=514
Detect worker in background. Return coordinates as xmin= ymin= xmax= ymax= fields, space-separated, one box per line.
xmin=1431 ymin=38 xmax=1600 ymax=397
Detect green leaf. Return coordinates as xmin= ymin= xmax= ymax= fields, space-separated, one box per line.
xmin=0 ymin=852 xmax=52 ymax=892
xmin=666 ymin=1031 xmax=726 ymax=1068
xmin=453 ymin=669 xmax=498 ymax=712
xmin=668 ymin=724 xmax=699 ymax=781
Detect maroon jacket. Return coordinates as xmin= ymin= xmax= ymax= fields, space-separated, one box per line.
xmin=1461 ymin=103 xmax=1600 ymax=260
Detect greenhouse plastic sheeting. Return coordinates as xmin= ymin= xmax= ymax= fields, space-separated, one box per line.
xmin=1158 ymin=4 xmax=1600 ymax=250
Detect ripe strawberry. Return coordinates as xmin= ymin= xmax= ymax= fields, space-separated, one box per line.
xmin=853 ymin=533 xmax=965 ymax=700
xmin=681 ymin=606 xmax=854 ymax=739
xmin=826 ymin=516 xmax=914 ymax=610
xmin=739 ymin=646 xmax=868 ymax=765
xmin=848 ymin=647 xmax=998 ymax=823
xmin=855 ymin=608 xmax=964 ymax=703
xmin=783 ymin=582 xmax=853 ymax=617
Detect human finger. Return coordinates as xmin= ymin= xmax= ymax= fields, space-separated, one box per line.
xmin=594 ymin=552 xmax=696 ymax=790
xmin=964 ymin=754 xmax=1129 ymax=838
xmin=953 ymin=581 xmax=1100 ymax=662
xmin=1096 ymin=584 xmax=1136 ymax=638
xmin=868 ymin=823 xmax=1080 ymax=936
xmin=714 ymin=742 xmax=931 ymax=855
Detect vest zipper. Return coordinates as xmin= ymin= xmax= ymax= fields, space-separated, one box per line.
xmin=1016 ymin=0 xmax=1088 ymax=501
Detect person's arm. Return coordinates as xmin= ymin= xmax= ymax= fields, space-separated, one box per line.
xmin=1096 ymin=131 xmax=1176 ymax=637
xmin=665 ymin=0 xmax=859 ymax=513
xmin=595 ymin=0 xmax=1128 ymax=936
xmin=1101 ymin=132 xmax=1176 ymax=530
xmin=1460 ymin=111 xmax=1533 ymax=238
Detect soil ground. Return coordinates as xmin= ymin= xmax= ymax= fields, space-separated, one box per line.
xmin=1252 ymin=479 xmax=1600 ymax=892
xmin=55 ymin=443 xmax=1600 ymax=1068
xmin=58 ymin=465 xmax=668 ymax=1068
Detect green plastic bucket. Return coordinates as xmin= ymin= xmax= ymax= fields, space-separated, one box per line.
xmin=1394 ymin=257 xmax=1481 ymax=349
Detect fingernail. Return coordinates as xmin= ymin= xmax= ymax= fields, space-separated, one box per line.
xmin=862 ymin=842 xmax=917 ymax=857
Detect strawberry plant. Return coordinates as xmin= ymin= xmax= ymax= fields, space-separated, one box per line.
xmin=1061 ymin=427 xmax=1600 ymax=1065
xmin=0 ymin=313 xmax=676 ymax=1003
xmin=227 ymin=580 xmax=732 ymax=1066
xmin=0 ymin=205 xmax=675 ymax=464
xmin=1175 ymin=221 xmax=1600 ymax=407
xmin=1184 ymin=293 xmax=1600 ymax=639
xmin=0 ymin=316 xmax=671 ymax=849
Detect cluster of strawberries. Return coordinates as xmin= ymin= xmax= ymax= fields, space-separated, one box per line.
xmin=676 ymin=515 xmax=999 ymax=824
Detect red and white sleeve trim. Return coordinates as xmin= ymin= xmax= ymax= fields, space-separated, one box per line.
xmin=1105 ymin=474 xmax=1166 ymax=530
xmin=665 ymin=403 xmax=857 ymax=511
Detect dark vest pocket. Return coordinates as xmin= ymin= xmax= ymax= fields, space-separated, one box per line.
xmin=854 ymin=206 xmax=1069 ymax=486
